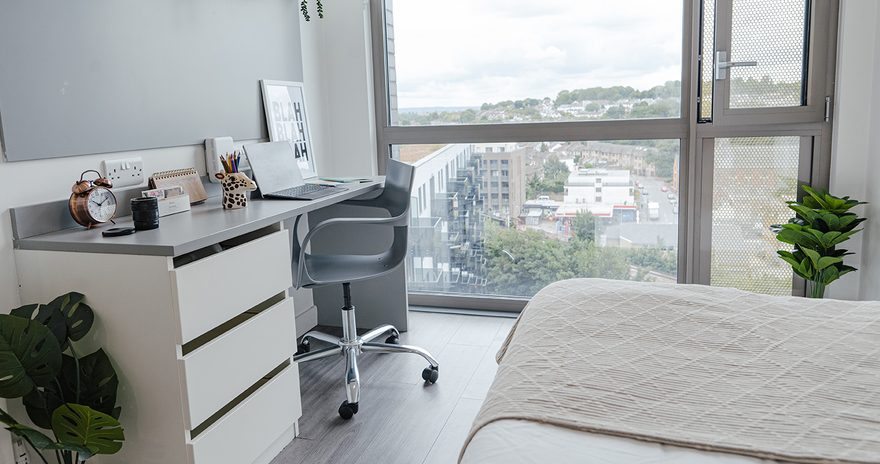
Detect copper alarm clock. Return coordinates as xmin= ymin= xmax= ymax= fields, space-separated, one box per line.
xmin=69 ymin=170 xmax=117 ymax=228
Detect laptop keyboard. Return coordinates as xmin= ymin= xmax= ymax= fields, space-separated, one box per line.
xmin=272 ymin=183 xmax=336 ymax=198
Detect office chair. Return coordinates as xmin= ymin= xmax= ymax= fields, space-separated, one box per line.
xmin=290 ymin=159 xmax=439 ymax=420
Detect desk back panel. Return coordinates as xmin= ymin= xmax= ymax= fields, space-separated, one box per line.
xmin=0 ymin=0 xmax=303 ymax=161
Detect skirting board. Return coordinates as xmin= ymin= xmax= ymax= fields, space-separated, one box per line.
xmin=295 ymin=305 xmax=318 ymax=338
xmin=252 ymin=423 xmax=297 ymax=464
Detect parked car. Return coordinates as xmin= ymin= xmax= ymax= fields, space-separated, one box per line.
xmin=667 ymin=193 xmax=676 ymax=201
xmin=661 ymin=185 xmax=669 ymax=192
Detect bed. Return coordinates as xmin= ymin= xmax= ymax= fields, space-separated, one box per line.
xmin=460 ymin=279 xmax=880 ymax=464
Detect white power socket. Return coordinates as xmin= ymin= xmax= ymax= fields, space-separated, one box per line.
xmin=102 ymin=157 xmax=145 ymax=188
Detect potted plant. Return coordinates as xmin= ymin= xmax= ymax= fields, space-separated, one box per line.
xmin=775 ymin=185 xmax=867 ymax=298
xmin=0 ymin=292 xmax=124 ymax=463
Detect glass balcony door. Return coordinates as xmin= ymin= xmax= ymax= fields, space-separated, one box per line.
xmin=691 ymin=0 xmax=838 ymax=296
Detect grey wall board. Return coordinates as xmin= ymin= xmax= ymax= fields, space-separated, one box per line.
xmin=0 ymin=0 xmax=303 ymax=161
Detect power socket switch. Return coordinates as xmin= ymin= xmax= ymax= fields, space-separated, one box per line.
xmin=102 ymin=157 xmax=145 ymax=188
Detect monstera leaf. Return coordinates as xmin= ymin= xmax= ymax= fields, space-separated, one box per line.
xmin=0 ymin=315 xmax=62 ymax=398
xmin=23 ymin=386 xmax=64 ymax=429
xmin=10 ymin=293 xmax=94 ymax=350
xmin=0 ymin=408 xmax=93 ymax=459
xmin=50 ymin=292 xmax=95 ymax=343
xmin=72 ymin=350 xmax=120 ymax=418
xmin=10 ymin=303 xmax=67 ymax=349
xmin=24 ymin=350 xmax=120 ymax=428
xmin=52 ymin=404 xmax=124 ymax=456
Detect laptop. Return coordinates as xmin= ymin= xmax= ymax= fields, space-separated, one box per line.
xmin=243 ymin=141 xmax=346 ymax=200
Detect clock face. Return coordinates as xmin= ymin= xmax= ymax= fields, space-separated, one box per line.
xmin=87 ymin=188 xmax=117 ymax=223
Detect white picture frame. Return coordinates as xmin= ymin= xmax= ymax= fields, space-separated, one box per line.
xmin=260 ymin=80 xmax=317 ymax=179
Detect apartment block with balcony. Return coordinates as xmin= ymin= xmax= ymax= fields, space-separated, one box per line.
xmin=474 ymin=143 xmax=526 ymax=225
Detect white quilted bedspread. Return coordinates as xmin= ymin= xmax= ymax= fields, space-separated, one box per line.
xmin=463 ymin=279 xmax=880 ymax=464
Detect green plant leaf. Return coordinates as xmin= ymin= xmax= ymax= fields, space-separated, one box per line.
xmin=777 ymin=228 xmax=821 ymax=249
xmin=821 ymin=266 xmax=841 ymax=285
xmin=4 ymin=423 xmax=92 ymax=458
xmin=805 ymin=229 xmax=829 ymax=248
xmin=802 ymin=185 xmax=830 ymax=209
xmin=10 ymin=303 xmax=67 ymax=349
xmin=76 ymin=349 xmax=120 ymax=417
xmin=787 ymin=204 xmax=820 ymax=224
xmin=838 ymin=265 xmax=857 ymax=277
xmin=49 ymin=293 xmax=94 ymax=342
xmin=818 ymin=213 xmax=839 ymax=231
xmin=802 ymin=248 xmax=822 ymax=268
xmin=23 ymin=386 xmax=63 ymax=429
xmin=777 ymin=251 xmax=802 ymax=269
xmin=816 ymin=256 xmax=843 ymax=271
xmin=0 ymin=315 xmax=63 ymax=398
xmin=798 ymin=258 xmax=813 ymax=278
xmin=51 ymin=403 xmax=124 ymax=456
xmin=6 ymin=423 xmax=56 ymax=449
xmin=828 ymin=228 xmax=862 ymax=247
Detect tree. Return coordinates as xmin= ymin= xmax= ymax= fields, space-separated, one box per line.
xmin=483 ymin=224 xmax=630 ymax=297
xmin=460 ymin=109 xmax=476 ymax=123
xmin=544 ymin=155 xmax=569 ymax=181
xmin=571 ymin=212 xmax=597 ymax=243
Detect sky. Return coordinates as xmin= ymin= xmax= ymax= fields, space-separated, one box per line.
xmin=392 ymin=0 xmax=684 ymax=108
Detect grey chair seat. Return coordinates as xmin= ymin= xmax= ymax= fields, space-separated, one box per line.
xmin=298 ymin=252 xmax=400 ymax=287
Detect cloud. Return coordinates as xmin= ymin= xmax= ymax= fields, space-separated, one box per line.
xmin=391 ymin=0 xmax=684 ymax=107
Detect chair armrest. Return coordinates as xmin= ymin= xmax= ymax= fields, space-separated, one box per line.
xmin=294 ymin=214 xmax=404 ymax=286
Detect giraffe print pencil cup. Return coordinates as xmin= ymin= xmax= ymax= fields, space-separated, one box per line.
xmin=215 ymin=152 xmax=257 ymax=210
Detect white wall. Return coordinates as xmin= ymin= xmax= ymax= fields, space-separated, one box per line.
xmin=299 ymin=0 xmax=378 ymax=178
xmin=827 ymin=0 xmax=880 ymax=300
xmin=0 ymin=5 xmax=376 ymax=462
xmin=854 ymin=2 xmax=880 ymax=300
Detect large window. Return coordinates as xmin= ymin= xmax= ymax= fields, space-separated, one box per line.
xmin=372 ymin=0 xmax=838 ymax=307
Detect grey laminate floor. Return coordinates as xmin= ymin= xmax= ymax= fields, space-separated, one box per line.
xmin=270 ymin=310 xmax=516 ymax=464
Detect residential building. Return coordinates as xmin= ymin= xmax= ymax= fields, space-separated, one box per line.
xmin=474 ymin=143 xmax=526 ymax=223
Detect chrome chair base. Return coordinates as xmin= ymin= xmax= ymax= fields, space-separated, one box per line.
xmin=293 ymin=306 xmax=439 ymax=420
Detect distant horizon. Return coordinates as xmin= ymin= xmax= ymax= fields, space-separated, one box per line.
xmin=397 ymin=80 xmax=683 ymax=113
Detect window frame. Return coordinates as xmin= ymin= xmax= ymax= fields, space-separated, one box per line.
xmin=369 ymin=0 xmax=837 ymax=310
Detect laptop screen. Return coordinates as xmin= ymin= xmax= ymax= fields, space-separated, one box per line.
xmin=243 ymin=141 xmax=305 ymax=195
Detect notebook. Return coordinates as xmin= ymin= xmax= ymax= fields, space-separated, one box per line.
xmin=148 ymin=168 xmax=208 ymax=204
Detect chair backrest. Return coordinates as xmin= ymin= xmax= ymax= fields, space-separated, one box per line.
xmin=353 ymin=159 xmax=415 ymax=224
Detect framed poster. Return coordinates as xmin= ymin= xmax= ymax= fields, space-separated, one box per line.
xmin=260 ymin=80 xmax=317 ymax=179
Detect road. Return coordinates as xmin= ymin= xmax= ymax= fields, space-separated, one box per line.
xmin=634 ymin=175 xmax=678 ymax=225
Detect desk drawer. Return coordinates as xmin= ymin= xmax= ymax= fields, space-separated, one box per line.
xmin=188 ymin=364 xmax=300 ymax=464
xmin=180 ymin=297 xmax=295 ymax=429
xmin=172 ymin=230 xmax=293 ymax=344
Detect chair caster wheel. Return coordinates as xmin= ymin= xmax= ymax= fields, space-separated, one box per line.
xmin=296 ymin=339 xmax=310 ymax=355
xmin=385 ymin=334 xmax=400 ymax=344
xmin=422 ymin=366 xmax=439 ymax=384
xmin=339 ymin=401 xmax=359 ymax=420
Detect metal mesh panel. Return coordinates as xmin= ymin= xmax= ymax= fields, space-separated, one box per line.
xmin=729 ymin=0 xmax=806 ymax=108
xmin=700 ymin=0 xmax=716 ymax=120
xmin=710 ymin=137 xmax=799 ymax=295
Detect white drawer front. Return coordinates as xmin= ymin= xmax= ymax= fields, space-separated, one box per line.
xmin=180 ymin=298 xmax=296 ymax=429
xmin=188 ymin=364 xmax=300 ymax=464
xmin=172 ymin=230 xmax=293 ymax=344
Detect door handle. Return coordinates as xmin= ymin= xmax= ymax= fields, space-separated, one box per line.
xmin=715 ymin=51 xmax=758 ymax=80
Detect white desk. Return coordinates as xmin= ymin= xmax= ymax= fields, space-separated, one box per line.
xmin=11 ymin=180 xmax=383 ymax=464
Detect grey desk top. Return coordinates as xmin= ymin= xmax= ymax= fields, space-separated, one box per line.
xmin=13 ymin=179 xmax=383 ymax=257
